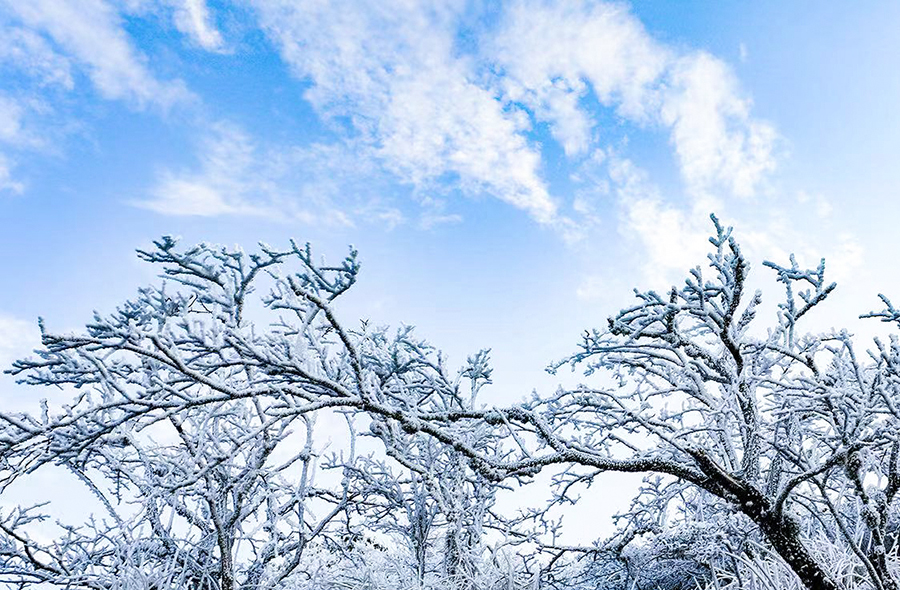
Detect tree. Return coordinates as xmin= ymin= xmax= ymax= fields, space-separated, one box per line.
xmin=0 ymin=390 xmax=367 ymax=589
xmin=338 ymin=413 xmax=498 ymax=588
xmin=4 ymin=218 xmax=900 ymax=590
xmin=0 ymin=237 xmax=504 ymax=589
xmin=471 ymin=215 xmax=899 ymax=590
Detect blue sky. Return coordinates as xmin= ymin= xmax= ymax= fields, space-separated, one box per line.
xmin=2 ymin=0 xmax=900 ymax=416
xmin=2 ymin=0 xmax=900 ymax=544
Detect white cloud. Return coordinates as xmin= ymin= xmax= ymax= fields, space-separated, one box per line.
xmin=0 ymin=0 xmax=781 ymax=239
xmin=0 ymin=314 xmax=39 ymax=371
xmin=0 ymin=96 xmax=34 ymax=194
xmin=415 ymin=195 xmax=463 ymax=230
xmin=0 ymin=153 xmax=23 ymax=194
xmin=0 ymin=1 xmax=202 ymax=196
xmin=253 ymin=0 xmax=558 ymax=224
xmin=142 ymin=176 xmax=252 ymax=217
xmin=660 ymin=52 xmax=777 ymax=198
xmin=567 ymin=148 xmax=611 ymax=230
xmin=610 ymin=157 xmax=712 ymax=286
xmin=171 ymin=0 xmax=225 ymax=52
xmin=374 ymin=207 xmax=405 ymax=231
xmin=0 ymin=96 xmax=26 ymax=145
xmin=242 ymin=0 xmax=781 ymax=233
xmin=493 ymin=1 xmax=668 ymax=151
xmin=139 ymin=123 xmax=280 ymax=217
xmin=605 ymin=152 xmax=864 ymax=299
xmin=493 ymin=0 xmax=777 ymax=199
xmin=0 ymin=27 xmax=73 ymax=88
xmin=827 ymin=233 xmax=864 ymax=285
xmin=623 ymin=199 xmax=709 ymax=282
xmin=0 ymin=93 xmax=58 ymax=153
xmin=2 ymin=0 xmax=193 ymax=109
xmin=139 ymin=122 xmax=408 ymax=228
xmin=485 ymin=0 xmax=784 ymax=286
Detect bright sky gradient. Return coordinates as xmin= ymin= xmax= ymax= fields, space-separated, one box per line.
xmin=2 ymin=0 xmax=900 ymax=539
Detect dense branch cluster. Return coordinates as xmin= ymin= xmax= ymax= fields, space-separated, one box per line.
xmin=3 ymin=217 xmax=900 ymax=590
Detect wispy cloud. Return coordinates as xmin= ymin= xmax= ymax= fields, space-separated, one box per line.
xmin=170 ymin=0 xmax=226 ymax=52
xmin=607 ymin=157 xmax=713 ymax=286
xmin=0 ymin=94 xmax=50 ymax=151
xmin=0 ymin=0 xmax=783 ymax=246
xmin=492 ymin=1 xmax=668 ymax=153
xmin=0 ymin=1 xmax=198 ymax=193
xmin=0 ymin=94 xmax=44 ymax=194
xmin=479 ymin=1 xmax=783 ymax=286
xmin=253 ymin=0 xmax=558 ymax=224
xmin=139 ymin=123 xmax=270 ymax=217
xmin=596 ymin=153 xmax=863 ymax=291
xmin=138 ymin=121 xmax=410 ymax=228
xmin=661 ymin=52 xmax=777 ymax=198
xmin=0 ymin=154 xmax=23 ymax=194
xmin=0 ymin=96 xmax=26 ymax=145
xmin=2 ymin=0 xmax=194 ymax=109
xmin=0 ymin=26 xmax=73 ymax=89
xmin=244 ymin=0 xmax=779 ymax=233
xmin=494 ymin=0 xmax=777 ymax=200
xmin=827 ymin=233 xmax=864 ymax=285
xmin=0 ymin=314 xmax=38 ymax=371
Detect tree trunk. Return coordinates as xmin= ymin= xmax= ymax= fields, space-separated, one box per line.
xmin=759 ymin=518 xmax=837 ymax=590
xmin=740 ymin=495 xmax=837 ymax=590
xmin=696 ymin=454 xmax=838 ymax=590
xmin=217 ymin=531 xmax=235 ymax=590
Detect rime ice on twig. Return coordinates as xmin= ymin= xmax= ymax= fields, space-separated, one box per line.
xmin=3 ymin=219 xmax=900 ymax=590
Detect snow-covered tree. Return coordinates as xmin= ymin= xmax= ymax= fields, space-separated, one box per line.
xmin=5 ymin=217 xmax=900 ymax=590
xmin=338 ymin=416 xmax=498 ymax=587
xmin=4 ymin=409 xmax=363 ymax=589
xmin=478 ymin=216 xmax=899 ymax=590
xmin=0 ymin=237 xmax=505 ymax=589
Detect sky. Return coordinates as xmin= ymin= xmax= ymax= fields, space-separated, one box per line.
xmin=1 ymin=0 xmax=900 ymax=541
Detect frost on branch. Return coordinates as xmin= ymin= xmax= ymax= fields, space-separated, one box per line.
xmin=0 ymin=237 xmax=513 ymax=589
xmin=530 ymin=215 xmax=899 ymax=590
xmin=4 ymin=220 xmax=900 ymax=590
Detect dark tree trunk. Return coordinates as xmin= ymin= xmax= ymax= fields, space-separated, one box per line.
xmin=738 ymin=491 xmax=837 ymax=590
xmin=694 ymin=452 xmax=838 ymax=590
xmin=757 ymin=516 xmax=837 ymax=590
xmin=216 ymin=531 xmax=235 ymax=590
